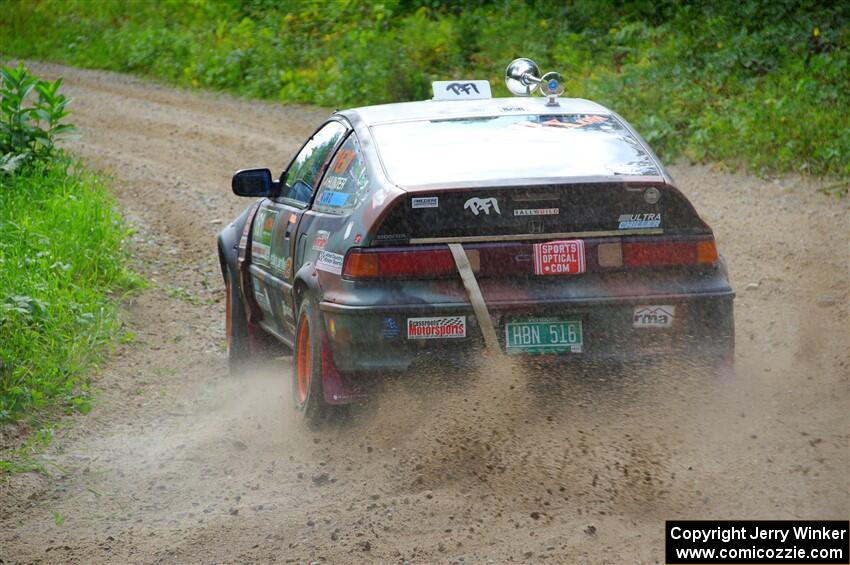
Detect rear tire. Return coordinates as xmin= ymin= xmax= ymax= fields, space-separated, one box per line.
xmin=292 ymin=298 xmax=331 ymax=423
xmin=225 ymin=266 xmax=252 ymax=375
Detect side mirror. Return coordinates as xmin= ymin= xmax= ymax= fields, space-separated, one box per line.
xmin=505 ymin=58 xmax=541 ymax=96
xmin=231 ymin=168 xmax=279 ymax=197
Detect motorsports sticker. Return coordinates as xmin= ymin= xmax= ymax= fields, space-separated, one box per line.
xmin=665 ymin=520 xmax=849 ymax=564
xmin=407 ymin=316 xmax=466 ymax=339
xmin=316 ymin=250 xmax=344 ymax=275
xmin=412 ymin=196 xmax=439 ymax=209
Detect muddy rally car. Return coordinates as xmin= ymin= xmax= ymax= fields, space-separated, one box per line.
xmin=218 ymin=58 xmax=735 ymax=420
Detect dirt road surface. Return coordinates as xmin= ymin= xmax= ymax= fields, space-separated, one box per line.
xmin=1 ymin=63 xmax=848 ymax=564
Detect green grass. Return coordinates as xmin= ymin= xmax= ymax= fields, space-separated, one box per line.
xmin=1 ymin=0 xmax=848 ymax=181
xmin=0 ymin=159 xmax=139 ymax=424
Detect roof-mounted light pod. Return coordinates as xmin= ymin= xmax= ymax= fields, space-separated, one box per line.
xmin=505 ymin=58 xmax=564 ymax=106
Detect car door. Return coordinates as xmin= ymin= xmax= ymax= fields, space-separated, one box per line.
xmin=249 ymin=120 xmax=348 ymax=342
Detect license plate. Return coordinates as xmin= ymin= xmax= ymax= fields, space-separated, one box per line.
xmin=505 ymin=318 xmax=583 ymax=354
xmin=533 ymin=239 xmax=585 ymax=275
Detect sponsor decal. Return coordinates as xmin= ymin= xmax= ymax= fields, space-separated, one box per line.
xmin=381 ymin=317 xmax=400 ymax=339
xmin=251 ymin=241 xmax=271 ymax=262
xmin=432 ymin=80 xmax=492 ymax=100
xmin=412 ymin=196 xmax=439 ymax=209
xmin=407 ymin=316 xmax=466 ymax=339
xmin=332 ymin=149 xmax=356 ymax=174
xmin=316 ymin=250 xmax=344 ymax=275
xmin=618 ymin=213 xmax=661 ymax=229
xmin=269 ymin=252 xmax=290 ymax=275
xmin=312 ymin=230 xmax=330 ymax=251
xmin=464 ymin=197 xmax=501 ymax=216
xmin=633 ymin=306 xmax=675 ymax=328
xmin=376 ymin=233 xmax=408 ymax=241
xmin=323 ymin=176 xmax=348 ymax=190
xmin=318 ymin=190 xmax=349 ymax=207
xmin=354 ymin=234 xmax=362 ymax=244
xmin=533 ymin=239 xmax=586 ymax=275
xmin=514 ymin=207 xmax=559 ymax=216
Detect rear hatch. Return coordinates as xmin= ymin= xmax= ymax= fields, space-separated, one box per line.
xmin=373 ymin=182 xmax=709 ymax=245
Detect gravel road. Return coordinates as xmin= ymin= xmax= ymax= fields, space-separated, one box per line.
xmin=1 ymin=63 xmax=847 ymax=564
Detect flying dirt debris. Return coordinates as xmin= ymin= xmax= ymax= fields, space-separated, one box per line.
xmin=0 ymin=63 xmax=846 ymax=564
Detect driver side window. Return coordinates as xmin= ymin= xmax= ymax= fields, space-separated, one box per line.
xmin=282 ymin=121 xmax=347 ymax=205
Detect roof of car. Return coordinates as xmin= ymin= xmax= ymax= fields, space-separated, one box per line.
xmin=340 ymin=96 xmax=612 ymax=126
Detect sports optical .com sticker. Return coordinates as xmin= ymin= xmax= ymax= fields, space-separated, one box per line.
xmin=411 ymin=197 xmax=439 ymax=209
xmin=633 ymin=305 xmax=675 ymax=328
xmin=407 ymin=316 xmax=466 ymax=339
xmin=316 ymin=251 xmax=344 ymax=275
xmin=619 ymin=213 xmax=661 ymax=229
xmin=533 ymin=240 xmax=586 ymax=275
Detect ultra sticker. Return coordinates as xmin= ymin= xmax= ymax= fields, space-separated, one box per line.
xmin=514 ymin=208 xmax=559 ymax=216
xmin=633 ymin=306 xmax=675 ymax=328
xmin=316 ymin=250 xmax=344 ymax=275
xmin=464 ymin=197 xmax=501 ymax=216
xmin=412 ymin=196 xmax=439 ymax=209
xmin=618 ymin=213 xmax=661 ymax=229
xmin=318 ymin=190 xmax=349 ymax=207
xmin=312 ymin=230 xmax=330 ymax=251
xmin=407 ymin=316 xmax=466 ymax=339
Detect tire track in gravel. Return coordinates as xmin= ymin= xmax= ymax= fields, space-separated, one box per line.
xmin=1 ymin=62 xmax=847 ymax=564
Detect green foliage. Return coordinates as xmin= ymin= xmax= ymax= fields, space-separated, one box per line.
xmin=0 ymin=160 xmax=139 ymax=423
xmin=1 ymin=64 xmax=75 ymax=172
xmin=1 ymin=0 xmax=848 ymax=178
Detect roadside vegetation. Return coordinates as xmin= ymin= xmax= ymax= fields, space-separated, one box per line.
xmin=1 ymin=0 xmax=848 ymax=182
xmin=0 ymin=63 xmax=137 ymax=426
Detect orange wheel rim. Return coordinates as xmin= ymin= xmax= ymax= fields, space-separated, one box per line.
xmin=296 ymin=314 xmax=310 ymax=405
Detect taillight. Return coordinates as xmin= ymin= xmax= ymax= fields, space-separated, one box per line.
xmin=343 ymin=248 xmax=457 ymax=279
xmin=621 ymin=237 xmax=718 ymax=268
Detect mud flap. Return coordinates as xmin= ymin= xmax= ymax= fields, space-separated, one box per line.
xmin=448 ymin=244 xmax=504 ymax=358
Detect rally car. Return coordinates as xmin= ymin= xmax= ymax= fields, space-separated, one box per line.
xmin=218 ymin=59 xmax=735 ymax=420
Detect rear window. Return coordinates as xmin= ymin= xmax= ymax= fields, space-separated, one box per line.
xmin=370 ymin=114 xmax=659 ymax=187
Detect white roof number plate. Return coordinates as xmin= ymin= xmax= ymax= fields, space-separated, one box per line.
xmin=432 ymin=80 xmax=492 ymax=101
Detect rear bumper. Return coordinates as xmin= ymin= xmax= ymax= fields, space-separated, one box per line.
xmin=319 ymin=282 xmax=735 ymax=373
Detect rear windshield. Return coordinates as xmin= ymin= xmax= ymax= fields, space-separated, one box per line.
xmin=370 ymin=114 xmax=659 ymax=187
